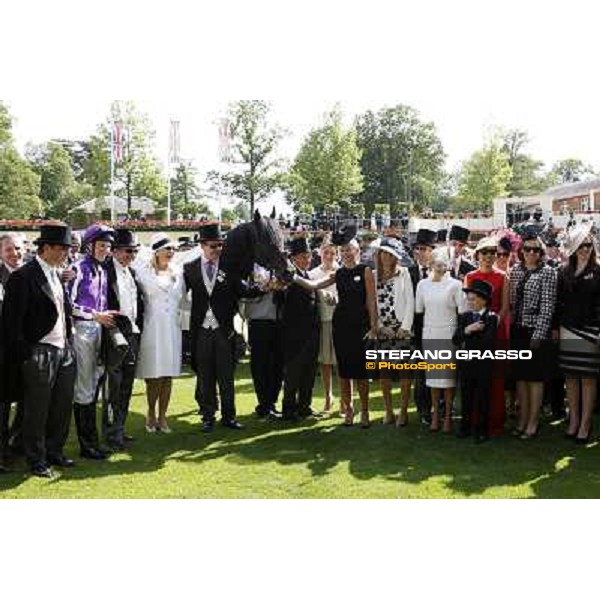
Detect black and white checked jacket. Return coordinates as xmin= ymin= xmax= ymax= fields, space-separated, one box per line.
xmin=509 ymin=263 xmax=557 ymax=340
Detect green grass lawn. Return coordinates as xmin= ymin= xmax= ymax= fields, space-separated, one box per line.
xmin=1 ymin=361 xmax=600 ymax=498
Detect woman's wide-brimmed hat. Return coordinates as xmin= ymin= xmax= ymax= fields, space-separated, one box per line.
xmin=150 ymin=232 xmax=178 ymax=253
xmin=563 ymin=222 xmax=595 ymax=257
xmin=375 ymin=237 xmax=413 ymax=267
xmin=331 ymin=222 xmax=357 ymax=246
xmin=474 ymin=236 xmax=498 ymax=254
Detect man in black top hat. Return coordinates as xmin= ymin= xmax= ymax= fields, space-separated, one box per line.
xmin=281 ymin=237 xmax=320 ymax=421
xmin=448 ymin=225 xmax=476 ymax=281
xmin=101 ymin=229 xmax=145 ymax=450
xmin=1 ymin=224 xmax=76 ymax=477
xmin=184 ymin=223 xmax=261 ymax=432
xmin=408 ymin=229 xmax=436 ymax=424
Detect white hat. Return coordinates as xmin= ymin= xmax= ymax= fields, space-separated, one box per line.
xmin=474 ymin=236 xmax=498 ymax=253
xmin=149 ymin=232 xmax=178 ymax=253
xmin=563 ymin=223 xmax=594 ymax=257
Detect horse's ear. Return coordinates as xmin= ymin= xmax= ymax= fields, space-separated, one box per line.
xmin=270 ymin=206 xmax=276 ymax=219
xmin=254 ymin=209 xmax=261 ymax=222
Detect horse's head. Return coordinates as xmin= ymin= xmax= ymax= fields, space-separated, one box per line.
xmin=222 ymin=210 xmax=291 ymax=280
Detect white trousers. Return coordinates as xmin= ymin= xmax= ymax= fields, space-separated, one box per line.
xmin=73 ymin=320 xmax=105 ymax=406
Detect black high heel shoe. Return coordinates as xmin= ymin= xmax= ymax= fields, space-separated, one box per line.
xmin=575 ymin=423 xmax=593 ymax=445
xmin=520 ymin=425 xmax=539 ymax=440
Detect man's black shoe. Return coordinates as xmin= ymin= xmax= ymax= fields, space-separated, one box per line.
xmin=48 ymin=456 xmax=76 ymax=468
xmin=271 ymin=407 xmax=282 ymax=415
xmin=298 ymin=409 xmax=321 ymax=419
xmin=282 ymin=413 xmax=300 ymax=423
xmin=107 ymin=441 xmax=126 ymax=452
xmin=201 ymin=421 xmax=215 ymax=434
xmin=222 ymin=419 xmax=243 ymax=430
xmin=31 ymin=464 xmax=54 ymax=478
xmin=80 ymin=447 xmax=108 ymax=460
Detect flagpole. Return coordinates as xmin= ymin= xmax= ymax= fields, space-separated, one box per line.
xmin=110 ymin=123 xmax=115 ymax=223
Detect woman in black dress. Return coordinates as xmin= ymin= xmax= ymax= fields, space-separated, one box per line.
xmin=293 ymin=230 xmax=378 ymax=428
xmin=553 ymin=224 xmax=600 ymax=444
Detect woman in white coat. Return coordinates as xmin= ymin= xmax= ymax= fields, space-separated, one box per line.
xmin=135 ymin=233 xmax=185 ymax=433
xmin=373 ymin=238 xmax=414 ymax=426
xmin=415 ymin=247 xmax=464 ymax=433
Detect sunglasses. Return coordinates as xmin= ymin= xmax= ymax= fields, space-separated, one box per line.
xmin=578 ymin=243 xmax=593 ymax=250
xmin=496 ymin=251 xmax=509 ymax=258
xmin=124 ymin=248 xmax=139 ymax=255
xmin=207 ymin=243 xmax=223 ymax=249
xmin=523 ymin=246 xmax=542 ymax=254
xmin=479 ymin=249 xmax=496 ymax=256
xmin=414 ymin=246 xmax=430 ymax=252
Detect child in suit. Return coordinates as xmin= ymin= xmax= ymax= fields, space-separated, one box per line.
xmin=453 ymin=280 xmax=498 ymax=443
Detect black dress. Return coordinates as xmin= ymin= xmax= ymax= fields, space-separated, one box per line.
xmin=332 ymin=264 xmax=370 ymax=379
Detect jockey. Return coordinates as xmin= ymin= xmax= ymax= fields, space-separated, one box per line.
xmin=68 ymin=224 xmax=118 ymax=460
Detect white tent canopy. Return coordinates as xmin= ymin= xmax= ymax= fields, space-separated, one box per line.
xmin=69 ymin=196 xmax=156 ymax=216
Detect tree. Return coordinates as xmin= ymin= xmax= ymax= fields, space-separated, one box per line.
xmin=83 ymin=101 xmax=167 ymax=211
xmin=288 ymin=105 xmax=363 ymax=211
xmin=217 ymin=100 xmax=286 ymax=216
xmin=354 ymin=105 xmax=446 ymax=215
xmin=169 ymin=161 xmax=201 ymax=216
xmin=502 ymin=129 xmax=547 ymax=196
xmin=0 ymin=102 xmax=42 ymax=218
xmin=550 ymin=158 xmax=596 ymax=184
xmin=455 ymin=136 xmax=512 ymax=211
xmin=26 ymin=141 xmax=92 ymax=219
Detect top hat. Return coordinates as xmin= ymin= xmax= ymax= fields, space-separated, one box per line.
xmin=34 ymin=223 xmax=72 ymax=247
xmin=462 ymin=279 xmax=492 ymax=302
xmin=288 ymin=237 xmax=310 ymax=256
xmin=198 ymin=223 xmax=225 ymax=242
xmin=449 ymin=225 xmax=470 ymax=243
xmin=113 ymin=229 xmax=139 ymax=248
xmin=414 ymin=229 xmax=436 ymax=248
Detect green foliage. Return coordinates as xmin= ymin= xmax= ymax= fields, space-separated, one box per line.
xmin=502 ymin=129 xmax=548 ymax=196
xmin=26 ymin=141 xmax=90 ymax=219
xmin=454 ymin=135 xmax=512 ymax=211
xmin=170 ymin=162 xmax=201 ymax=216
xmin=218 ymin=100 xmax=286 ymax=216
xmin=288 ymin=105 xmax=363 ymax=211
xmin=354 ymin=105 xmax=446 ymax=214
xmin=550 ymin=158 xmax=596 ymax=184
xmin=0 ymin=102 xmax=42 ymax=218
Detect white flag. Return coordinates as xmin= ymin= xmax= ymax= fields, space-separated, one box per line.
xmin=169 ymin=120 xmax=181 ymax=165
xmin=218 ymin=118 xmax=232 ymax=162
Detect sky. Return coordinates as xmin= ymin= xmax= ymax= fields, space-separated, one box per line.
xmin=2 ymin=0 xmax=599 ymax=214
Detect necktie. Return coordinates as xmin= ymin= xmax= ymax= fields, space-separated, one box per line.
xmin=421 ymin=266 xmax=428 ymax=279
xmin=206 ymin=261 xmax=215 ymax=281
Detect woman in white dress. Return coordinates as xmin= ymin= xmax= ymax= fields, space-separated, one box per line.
xmin=309 ymin=239 xmax=339 ymax=413
xmin=135 ymin=233 xmax=185 ymax=433
xmin=415 ymin=247 xmax=464 ymax=433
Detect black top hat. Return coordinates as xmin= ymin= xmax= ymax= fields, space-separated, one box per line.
xmin=113 ymin=229 xmax=139 ymax=248
xmin=449 ymin=225 xmax=470 ymax=243
xmin=34 ymin=224 xmax=72 ymax=247
xmin=288 ymin=237 xmax=310 ymax=256
xmin=198 ymin=223 xmax=225 ymax=242
xmin=414 ymin=229 xmax=436 ymax=247
xmin=437 ymin=229 xmax=448 ymax=243
xmin=463 ymin=279 xmax=492 ymax=302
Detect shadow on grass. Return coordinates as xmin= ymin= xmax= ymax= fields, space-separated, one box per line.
xmin=2 ymin=370 xmax=600 ymax=498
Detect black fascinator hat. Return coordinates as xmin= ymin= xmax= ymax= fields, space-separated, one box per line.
xmin=331 ymin=222 xmax=358 ymax=246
